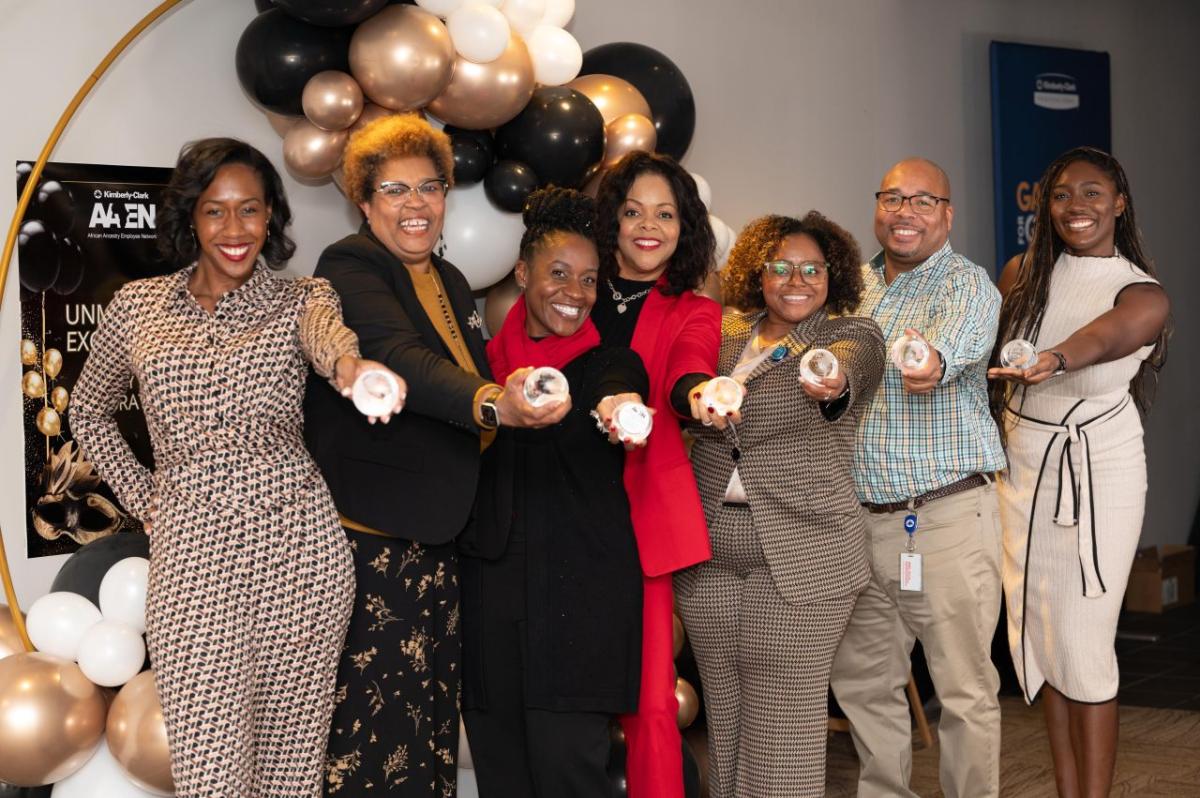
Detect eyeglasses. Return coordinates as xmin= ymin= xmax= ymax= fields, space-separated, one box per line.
xmin=874 ymin=191 xmax=949 ymax=215
xmin=763 ymin=260 xmax=828 ymax=284
xmin=375 ymin=179 xmax=448 ymax=204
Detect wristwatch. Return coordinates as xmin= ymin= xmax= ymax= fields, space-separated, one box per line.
xmin=479 ymin=389 xmax=502 ymax=430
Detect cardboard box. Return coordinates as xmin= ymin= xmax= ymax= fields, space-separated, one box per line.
xmin=1124 ymin=544 xmax=1196 ymax=613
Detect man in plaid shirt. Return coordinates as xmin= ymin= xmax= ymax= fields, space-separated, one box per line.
xmin=831 ymin=157 xmax=1006 ymax=798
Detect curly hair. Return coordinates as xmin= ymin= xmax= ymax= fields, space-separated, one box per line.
xmin=722 ymin=212 xmax=863 ymax=316
xmin=157 ymin=138 xmax=295 ymax=269
xmin=343 ymin=113 xmax=454 ymax=206
xmin=519 ymin=186 xmax=596 ymax=261
xmin=593 ymin=150 xmax=714 ymax=296
xmin=989 ymin=146 xmax=1169 ymax=421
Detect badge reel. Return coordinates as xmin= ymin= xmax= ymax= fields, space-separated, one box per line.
xmin=524 ymin=366 xmax=569 ymax=407
xmin=900 ymin=510 xmax=923 ymax=592
xmin=700 ymin=376 xmax=744 ymax=416
xmin=890 ymin=335 xmax=930 ymax=371
xmin=799 ymin=348 xmax=839 ymax=386
xmin=612 ymin=400 xmax=653 ymax=445
xmin=1000 ymin=338 xmax=1038 ymax=370
xmin=352 ymin=369 xmax=403 ymax=417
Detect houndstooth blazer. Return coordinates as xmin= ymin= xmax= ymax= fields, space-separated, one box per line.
xmin=680 ymin=308 xmax=886 ymax=606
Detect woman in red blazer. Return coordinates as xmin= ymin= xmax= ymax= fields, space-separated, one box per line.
xmin=593 ymin=151 xmax=722 ymax=798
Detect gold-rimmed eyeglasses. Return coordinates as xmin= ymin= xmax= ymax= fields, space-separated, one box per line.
xmin=763 ymin=260 xmax=828 ymax=284
xmin=375 ymin=179 xmax=448 ymax=204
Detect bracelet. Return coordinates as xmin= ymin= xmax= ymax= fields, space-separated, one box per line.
xmin=936 ymin=350 xmax=947 ymax=381
xmin=1049 ymin=350 xmax=1068 ymax=375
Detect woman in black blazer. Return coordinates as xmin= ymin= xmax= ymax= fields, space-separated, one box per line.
xmin=460 ymin=188 xmax=646 ymax=798
xmin=303 ymin=115 xmax=565 ymax=798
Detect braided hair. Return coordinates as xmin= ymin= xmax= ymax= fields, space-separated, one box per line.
xmin=989 ymin=146 xmax=1169 ymax=425
xmin=519 ymin=186 xmax=596 ymax=260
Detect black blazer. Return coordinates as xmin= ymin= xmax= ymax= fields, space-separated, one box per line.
xmin=303 ymin=226 xmax=492 ymax=544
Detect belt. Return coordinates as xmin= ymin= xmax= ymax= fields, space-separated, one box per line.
xmin=1007 ymin=396 xmax=1130 ymax=598
xmin=861 ymin=473 xmax=990 ymax=514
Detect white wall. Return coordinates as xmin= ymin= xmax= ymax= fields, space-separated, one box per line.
xmin=2 ymin=0 xmax=1197 ymax=606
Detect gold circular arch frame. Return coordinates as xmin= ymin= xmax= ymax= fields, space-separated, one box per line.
xmin=0 ymin=0 xmax=187 ymax=651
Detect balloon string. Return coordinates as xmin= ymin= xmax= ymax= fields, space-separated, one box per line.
xmin=0 ymin=0 xmax=189 ymax=652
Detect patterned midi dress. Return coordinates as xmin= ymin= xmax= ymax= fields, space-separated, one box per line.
xmin=71 ymin=264 xmax=359 ymax=797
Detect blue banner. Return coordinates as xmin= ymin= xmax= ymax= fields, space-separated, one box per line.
xmin=989 ymin=41 xmax=1111 ymax=273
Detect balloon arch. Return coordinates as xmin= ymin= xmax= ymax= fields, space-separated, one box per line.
xmin=0 ymin=1 xmax=726 ymax=795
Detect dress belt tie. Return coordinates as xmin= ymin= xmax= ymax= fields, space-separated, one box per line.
xmin=1010 ymin=396 xmax=1131 ymax=598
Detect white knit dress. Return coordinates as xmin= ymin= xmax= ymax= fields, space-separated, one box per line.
xmin=997 ymin=251 xmax=1159 ymax=704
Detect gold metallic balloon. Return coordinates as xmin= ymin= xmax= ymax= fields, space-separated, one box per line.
xmin=0 ymin=605 xmax=26 ymax=662
xmin=426 ymin=32 xmax=534 ymax=130
xmin=350 ymin=5 xmax=455 ymax=111
xmin=42 ymin=348 xmax=63 ymax=379
xmin=0 ymin=652 xmax=107 ymax=786
xmin=265 ymin=111 xmax=300 ymax=138
xmin=484 ymin=272 xmax=521 ymax=337
xmin=22 ymin=370 xmax=46 ymax=399
xmin=107 ymin=670 xmax=174 ymax=796
xmin=283 ymin=120 xmax=348 ymax=180
xmin=36 ymin=406 xmax=61 ymax=437
xmin=672 ymin=613 xmax=685 ymax=659
xmin=603 ymin=113 xmax=657 ymax=167
xmin=567 ymin=73 xmax=651 ymax=126
xmin=20 ymin=339 xmax=38 ymax=366
xmin=51 ymin=386 xmax=70 ymax=413
xmin=675 ymin=677 xmax=699 ymax=729
xmin=303 ymin=70 xmax=365 ymax=132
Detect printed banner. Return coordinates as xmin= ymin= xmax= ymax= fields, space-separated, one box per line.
xmin=989 ymin=41 xmax=1111 ymax=272
xmin=15 ymin=160 xmax=173 ymax=557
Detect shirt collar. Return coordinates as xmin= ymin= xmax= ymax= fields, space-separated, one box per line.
xmin=171 ymin=260 xmax=272 ymax=310
xmin=868 ymin=239 xmax=955 ymax=280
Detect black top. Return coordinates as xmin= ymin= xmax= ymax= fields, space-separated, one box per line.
xmin=461 ymin=345 xmax=648 ymax=713
xmin=303 ymin=226 xmax=492 ymax=543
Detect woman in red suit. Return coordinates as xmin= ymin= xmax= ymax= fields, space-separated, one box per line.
xmin=593 ymin=151 xmax=723 ymax=798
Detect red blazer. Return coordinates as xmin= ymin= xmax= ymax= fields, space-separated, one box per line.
xmin=625 ymin=280 xmax=721 ymax=576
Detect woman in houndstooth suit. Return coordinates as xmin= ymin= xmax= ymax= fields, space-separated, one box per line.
xmin=677 ymin=212 xmax=885 ymax=797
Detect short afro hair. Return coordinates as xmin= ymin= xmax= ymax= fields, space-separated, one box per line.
xmin=519 ymin=186 xmax=596 ymax=261
xmin=343 ymin=113 xmax=455 ymax=206
xmin=722 ymin=211 xmax=863 ymax=316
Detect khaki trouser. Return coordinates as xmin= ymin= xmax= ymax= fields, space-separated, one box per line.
xmin=830 ymin=483 xmax=1003 ymax=798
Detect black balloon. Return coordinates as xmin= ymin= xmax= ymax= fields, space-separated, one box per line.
xmin=31 ymin=180 xmax=75 ymax=238
xmin=0 ymin=782 xmax=51 ymax=798
xmin=446 ymin=126 xmax=494 ymax=185
xmin=254 ymin=0 xmax=276 ymax=10
xmin=52 ymin=238 xmax=85 ymax=295
xmin=606 ymin=733 xmax=699 ymax=798
xmin=50 ymin=532 xmax=150 ymax=608
xmin=15 ymin=162 xmax=33 ymax=200
xmin=485 ymin=160 xmax=539 ymax=214
xmin=235 ymin=8 xmax=353 ymax=116
xmin=274 ymin=0 xmax=387 ymax=26
xmin=681 ymin=738 xmax=700 ymax=798
xmin=494 ymin=87 xmax=604 ymax=189
xmin=579 ymin=42 xmax=696 ymax=161
xmin=17 ymin=221 xmax=59 ymax=294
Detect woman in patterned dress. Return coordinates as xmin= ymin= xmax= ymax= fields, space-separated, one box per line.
xmin=989 ymin=147 xmax=1170 ymax=798
xmin=71 ymin=138 xmax=405 ymax=797
xmin=678 ymin=212 xmax=884 ymax=797
xmin=302 ymin=114 xmax=566 ymax=797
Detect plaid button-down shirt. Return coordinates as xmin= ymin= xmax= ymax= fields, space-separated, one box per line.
xmin=852 ymin=241 xmax=1006 ymax=504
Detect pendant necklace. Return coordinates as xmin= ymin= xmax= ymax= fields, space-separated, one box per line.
xmin=607 ymin=278 xmax=654 ymax=314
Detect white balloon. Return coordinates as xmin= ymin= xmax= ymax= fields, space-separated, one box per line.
xmin=99 ymin=557 xmax=150 ymax=634
xmin=52 ymin=739 xmax=162 ymax=798
xmin=447 ymin=3 xmax=511 ymax=64
xmin=440 ymin=182 xmax=526 ymax=290
xmin=690 ymin=172 xmax=712 ymax=211
xmin=77 ymin=620 xmax=146 ymax=688
xmin=526 ymin=25 xmax=581 ymax=86
xmin=540 ymin=0 xmax=574 ymax=27
xmin=499 ymin=0 xmax=546 ymax=35
xmin=26 ymin=591 xmax=102 ymax=661
xmin=710 ymin=214 xmax=735 ymax=270
xmin=415 ymin=0 xmax=465 ymax=17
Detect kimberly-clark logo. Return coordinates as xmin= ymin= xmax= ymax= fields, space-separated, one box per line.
xmin=1033 ymin=73 xmax=1079 ymax=110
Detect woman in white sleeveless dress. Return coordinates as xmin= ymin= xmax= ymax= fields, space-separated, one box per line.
xmin=989 ymin=147 xmax=1170 ymax=798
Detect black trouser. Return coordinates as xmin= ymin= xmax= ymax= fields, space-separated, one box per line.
xmin=462 ymin=538 xmax=612 ymax=798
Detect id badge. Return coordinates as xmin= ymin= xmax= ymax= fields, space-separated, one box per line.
xmin=900 ymin=552 xmax=923 ymax=592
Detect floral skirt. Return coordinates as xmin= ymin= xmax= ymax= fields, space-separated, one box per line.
xmin=324 ymin=529 xmax=460 ymax=797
